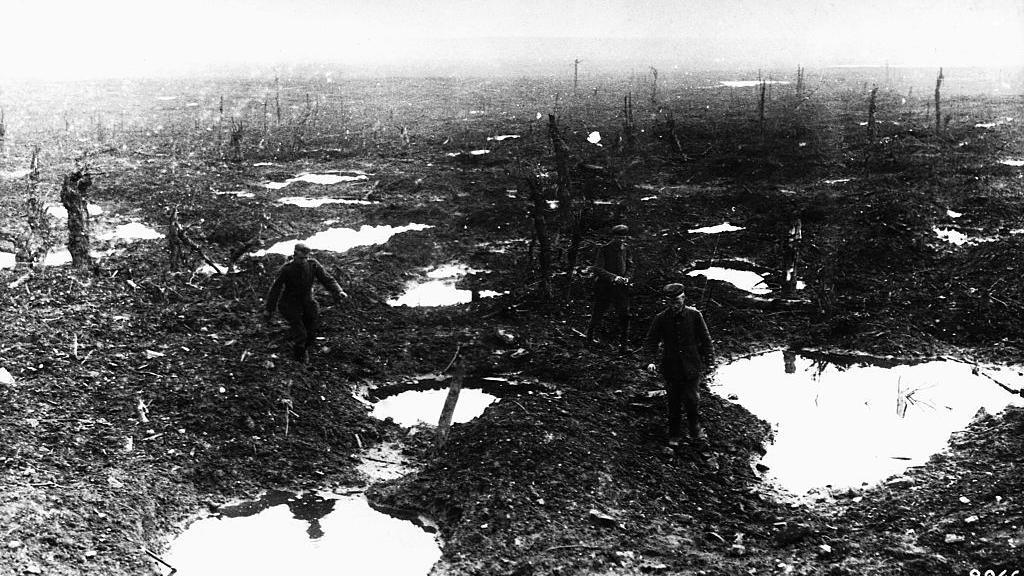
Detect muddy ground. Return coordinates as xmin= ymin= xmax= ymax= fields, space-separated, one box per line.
xmin=1 ymin=75 xmax=1023 ymax=575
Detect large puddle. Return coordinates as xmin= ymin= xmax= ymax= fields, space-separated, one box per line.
xmin=687 ymin=267 xmax=770 ymax=295
xmin=255 ymin=224 xmax=431 ymax=256
xmin=277 ymin=196 xmax=375 ymax=208
xmin=371 ymin=388 xmax=498 ymax=428
xmin=688 ymin=222 xmax=745 ymax=234
xmin=161 ymin=490 xmax=441 ymax=576
xmin=387 ymin=263 xmax=502 ymax=307
xmin=264 ymin=172 xmax=369 ymax=190
xmin=714 ymin=351 xmax=1024 ymax=494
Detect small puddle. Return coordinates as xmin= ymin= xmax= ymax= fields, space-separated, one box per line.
xmin=264 ymin=173 xmax=369 ymax=190
xmin=42 ymin=247 xmax=123 ymax=267
xmin=214 ymin=190 xmax=256 ymax=198
xmin=823 ymin=178 xmax=854 ymax=185
xmin=687 ymin=267 xmax=770 ymax=295
xmin=999 ymin=159 xmax=1024 ymax=167
xmin=161 ymin=490 xmax=441 ymax=576
xmin=487 ymin=135 xmax=520 ymax=141
xmin=255 ymin=224 xmax=431 ymax=256
xmin=371 ymin=388 xmax=497 ymax=428
xmin=99 ymin=222 xmax=163 ymax=242
xmin=933 ymin=227 xmax=997 ymax=246
xmin=276 ymin=196 xmax=375 ymax=208
xmin=0 ymin=168 xmax=32 ymax=179
xmin=388 ymin=263 xmax=502 ymax=307
xmin=587 ymin=131 xmax=602 ymax=145
xmin=446 ymin=150 xmax=491 ymax=158
xmin=714 ymin=351 xmax=1024 ymax=494
xmin=44 ymin=203 xmax=104 ymax=219
xmin=688 ymin=222 xmax=745 ymax=234
xmin=1 ymin=252 xmax=15 ymax=269
xmin=946 ymin=209 xmax=962 ymax=218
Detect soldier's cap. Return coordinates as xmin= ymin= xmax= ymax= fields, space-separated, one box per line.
xmin=611 ymin=224 xmax=629 ymax=235
xmin=294 ymin=243 xmax=312 ymax=255
xmin=663 ymin=283 xmax=686 ymax=296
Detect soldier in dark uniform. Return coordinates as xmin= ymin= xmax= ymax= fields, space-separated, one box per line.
xmin=586 ymin=224 xmax=633 ymax=345
xmin=642 ymin=283 xmax=716 ymax=445
xmin=265 ymin=243 xmax=347 ymax=364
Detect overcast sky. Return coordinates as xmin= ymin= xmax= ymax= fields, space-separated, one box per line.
xmin=0 ymin=0 xmax=1021 ymax=78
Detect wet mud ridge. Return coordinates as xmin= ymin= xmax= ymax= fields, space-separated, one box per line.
xmin=1 ymin=73 xmax=1024 ymax=575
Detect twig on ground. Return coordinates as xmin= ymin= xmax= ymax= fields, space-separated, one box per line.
xmin=143 ymin=548 xmax=177 ymax=574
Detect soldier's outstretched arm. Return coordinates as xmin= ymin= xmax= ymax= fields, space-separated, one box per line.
xmin=312 ymin=260 xmax=347 ymax=302
xmin=265 ymin=269 xmax=285 ymax=318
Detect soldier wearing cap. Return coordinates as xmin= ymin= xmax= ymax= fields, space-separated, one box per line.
xmin=642 ymin=282 xmax=716 ymax=445
xmin=586 ymin=224 xmax=633 ymax=345
xmin=265 ymin=243 xmax=348 ymax=364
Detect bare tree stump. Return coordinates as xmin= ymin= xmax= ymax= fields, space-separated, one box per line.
xmin=60 ymin=170 xmax=93 ymax=268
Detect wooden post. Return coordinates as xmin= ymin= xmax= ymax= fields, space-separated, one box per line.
xmin=547 ymin=114 xmax=571 ymax=216
xmin=934 ymin=67 xmax=944 ymax=133
xmin=435 ymin=357 xmax=465 ymax=449
xmin=573 ymin=59 xmax=582 ymax=95
xmin=60 ymin=169 xmax=93 ymax=268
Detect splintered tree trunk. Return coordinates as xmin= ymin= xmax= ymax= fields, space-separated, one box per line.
xmin=782 ymin=218 xmax=802 ymax=297
xmin=564 ymin=204 xmax=590 ymax=299
xmin=650 ymin=66 xmax=658 ymax=103
xmin=934 ymin=67 xmax=944 ymax=132
xmin=758 ymin=81 xmax=767 ymax=129
xmin=867 ymin=85 xmax=878 ymax=140
xmin=547 ymin=114 xmax=572 ymax=216
xmin=168 ymin=207 xmax=184 ymax=270
xmin=0 ymin=109 xmax=6 ymax=155
xmin=622 ymin=93 xmax=637 ymax=153
xmin=527 ymin=178 xmax=552 ymax=297
xmin=60 ymin=170 xmax=93 ymax=268
xmin=666 ymin=113 xmax=683 ymax=154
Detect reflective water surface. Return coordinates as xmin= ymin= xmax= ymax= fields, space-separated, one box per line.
xmin=688 ymin=222 xmax=745 ymax=234
xmin=371 ymin=388 xmax=498 ymax=428
xmin=687 ymin=267 xmax=770 ymax=295
xmin=388 ymin=264 xmax=502 ymax=307
xmin=256 ymin=224 xmax=431 ymax=256
xmin=162 ymin=491 xmax=441 ymax=576
xmin=713 ymin=351 xmax=1024 ymax=493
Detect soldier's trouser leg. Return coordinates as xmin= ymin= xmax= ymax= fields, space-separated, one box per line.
xmin=665 ymin=377 xmax=683 ymax=437
xmin=280 ymin=306 xmax=307 ymax=361
xmin=300 ymin=301 xmax=320 ymax=362
xmin=681 ymin=375 xmax=702 ymax=439
xmin=611 ymin=287 xmax=630 ymax=345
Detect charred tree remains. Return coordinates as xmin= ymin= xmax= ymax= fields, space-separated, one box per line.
xmin=59 ymin=169 xmax=93 ymax=268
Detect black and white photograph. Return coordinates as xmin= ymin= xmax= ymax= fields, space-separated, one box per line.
xmin=1 ymin=1 xmax=1023 ymax=574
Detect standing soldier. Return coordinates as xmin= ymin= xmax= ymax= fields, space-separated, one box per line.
xmin=642 ymin=283 xmax=716 ymax=445
xmin=265 ymin=243 xmax=347 ymax=364
xmin=586 ymin=224 xmax=633 ymax=345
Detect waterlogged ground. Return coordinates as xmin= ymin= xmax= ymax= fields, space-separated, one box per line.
xmin=713 ymin=352 xmax=1024 ymax=494
xmin=1 ymin=73 xmax=1023 ymax=576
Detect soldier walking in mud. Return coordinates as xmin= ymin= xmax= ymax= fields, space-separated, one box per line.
xmin=264 ymin=243 xmax=348 ymax=364
xmin=642 ymin=283 xmax=716 ymax=446
xmin=586 ymin=224 xmax=633 ymax=346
